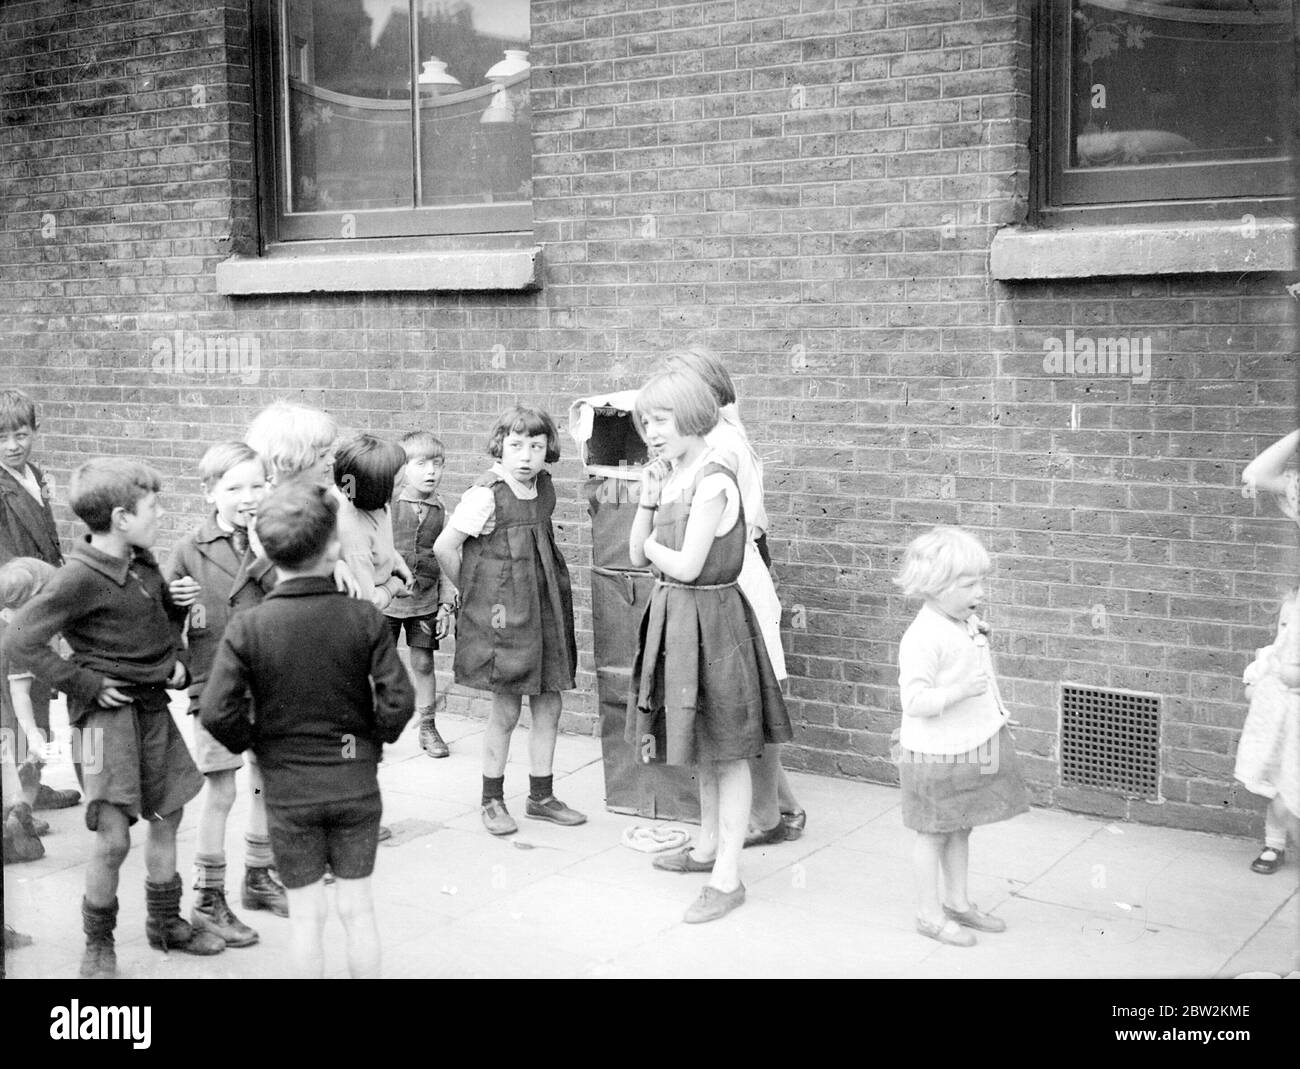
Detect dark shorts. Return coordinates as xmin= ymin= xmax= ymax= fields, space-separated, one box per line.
xmin=387 ymin=613 xmax=439 ymax=651
xmin=75 ymin=691 xmax=204 ymax=831
xmin=266 ymin=791 xmax=383 ymax=889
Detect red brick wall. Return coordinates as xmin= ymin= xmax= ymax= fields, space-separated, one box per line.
xmin=2 ymin=0 xmax=1294 ymax=836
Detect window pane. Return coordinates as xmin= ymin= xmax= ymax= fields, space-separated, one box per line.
xmin=1069 ymin=0 xmax=1292 ymax=171
xmin=416 ymin=1 xmax=531 ymax=207
xmin=284 ymin=0 xmax=414 ymax=212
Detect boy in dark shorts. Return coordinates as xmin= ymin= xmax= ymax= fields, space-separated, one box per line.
xmin=0 ymin=388 xmax=79 ymax=812
xmin=2 ymin=458 xmax=225 ymax=977
xmin=389 ymin=431 xmax=456 ymax=758
xmin=202 ymin=482 xmax=414 ymax=978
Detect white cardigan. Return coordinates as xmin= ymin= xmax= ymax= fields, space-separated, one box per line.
xmin=897 ymin=603 xmax=1007 ymax=755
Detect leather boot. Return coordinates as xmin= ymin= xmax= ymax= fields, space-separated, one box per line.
xmin=145 ymin=874 xmax=225 ymax=955
xmin=192 ymin=887 xmax=259 ymax=947
xmin=2 ymin=805 xmax=44 ymax=864
xmin=80 ymin=897 xmax=118 ymax=978
xmin=242 ymin=865 xmax=289 ymax=918
xmin=418 ymin=711 xmax=449 ymax=758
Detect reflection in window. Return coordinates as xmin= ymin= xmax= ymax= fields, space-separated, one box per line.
xmin=281 ymin=0 xmax=530 ymax=218
xmin=1069 ymin=0 xmax=1291 ymax=171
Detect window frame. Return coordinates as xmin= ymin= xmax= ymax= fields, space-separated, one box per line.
xmin=250 ymin=0 xmax=533 ymax=251
xmin=1033 ymin=0 xmax=1294 ymax=227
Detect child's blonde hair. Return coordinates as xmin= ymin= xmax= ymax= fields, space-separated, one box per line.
xmin=632 ymin=370 xmax=719 ymax=440
xmin=198 ymin=441 xmax=268 ymax=490
xmin=894 ymin=525 xmax=991 ymax=599
xmin=246 ymin=402 xmax=337 ymax=479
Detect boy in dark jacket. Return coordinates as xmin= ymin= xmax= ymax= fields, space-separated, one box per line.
xmin=0 ymin=389 xmax=78 ymax=811
xmin=202 ymin=481 xmax=414 ymax=978
xmin=3 ymin=458 xmax=224 ymax=977
xmin=164 ymin=441 xmax=284 ymax=947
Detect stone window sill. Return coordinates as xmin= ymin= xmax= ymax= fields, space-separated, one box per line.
xmin=990 ymin=218 xmax=1294 ymax=280
xmin=216 ymin=246 xmax=541 ymax=295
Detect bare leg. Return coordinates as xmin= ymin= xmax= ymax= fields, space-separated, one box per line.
xmin=1264 ymin=796 xmax=1290 ymax=851
xmin=693 ymin=761 xmax=720 ymax=863
xmin=913 ymin=831 xmax=947 ymax=927
xmin=527 ymin=691 xmax=561 ymax=776
xmin=284 ymin=881 xmax=328 ymax=978
xmin=775 ymin=758 xmax=801 ymax=813
xmin=335 ymin=875 xmax=381 ymax=979
xmin=941 ymin=828 xmax=972 ymax=912
xmin=196 ymin=769 xmax=236 ymax=857
xmin=144 ymin=807 xmax=182 ymax=884
xmin=710 ymin=758 xmax=751 ymax=893
xmin=748 ymin=747 xmax=781 ymax=830
xmin=246 ymin=762 xmax=269 ymax=838
xmin=409 ymin=647 xmax=436 ymax=710
xmin=482 ymin=694 xmax=522 ymax=777
xmin=85 ymin=805 xmax=131 ymax=907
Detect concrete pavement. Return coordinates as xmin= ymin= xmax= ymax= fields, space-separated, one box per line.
xmin=5 ymin=701 xmax=1297 ymax=979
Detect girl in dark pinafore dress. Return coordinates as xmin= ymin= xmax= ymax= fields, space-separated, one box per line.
xmin=433 ymin=406 xmax=584 ymax=838
xmin=627 ymin=370 xmax=792 ymax=924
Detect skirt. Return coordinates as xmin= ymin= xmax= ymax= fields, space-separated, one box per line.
xmin=1234 ymin=675 xmax=1300 ymax=820
xmin=899 ymin=725 xmax=1029 ymax=834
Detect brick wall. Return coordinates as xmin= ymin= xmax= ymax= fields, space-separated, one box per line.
xmin=1 ymin=0 xmax=1294 ymax=836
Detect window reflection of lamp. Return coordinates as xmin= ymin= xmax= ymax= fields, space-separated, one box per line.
xmin=418 ymin=58 xmax=461 ymax=98
xmin=480 ymin=50 xmax=529 ymax=125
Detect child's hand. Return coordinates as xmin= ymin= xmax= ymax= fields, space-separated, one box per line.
xmin=167 ymin=661 xmax=188 ymax=689
xmin=169 ymin=576 xmax=201 ymax=607
xmin=640 ymin=458 xmax=669 ymax=508
xmin=957 ymin=671 xmax=989 ymax=701
xmin=247 ymin=518 xmax=265 ymax=559
xmin=96 ymin=678 xmax=131 ymax=708
xmin=434 ymin=602 xmax=455 ymax=640
xmin=334 ymin=560 xmax=362 ymax=598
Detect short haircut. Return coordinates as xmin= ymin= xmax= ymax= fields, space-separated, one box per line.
xmin=400 ymin=430 xmax=445 ymax=463
xmin=632 ymin=369 xmax=720 ymax=440
xmin=254 ymin=482 xmax=337 ymax=570
xmin=0 ymin=557 xmax=57 ymax=610
xmin=198 ymin=441 xmax=269 ymax=490
xmin=487 ymin=405 xmax=561 ymax=463
xmin=69 ymin=458 xmax=163 ymax=533
xmin=665 ymin=346 xmax=737 ymax=407
xmin=246 ymin=402 xmax=337 ymax=479
xmin=333 ymin=434 xmax=407 ymax=511
xmin=894 ymin=526 xmax=992 ymax=599
xmin=0 ymin=389 xmax=38 ymax=434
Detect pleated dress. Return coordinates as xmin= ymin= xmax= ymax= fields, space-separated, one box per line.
xmin=453 ymin=470 xmax=577 ymax=695
xmin=626 ymin=459 xmax=792 ymax=766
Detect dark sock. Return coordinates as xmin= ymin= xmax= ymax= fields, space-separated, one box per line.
xmin=529 ymin=774 xmax=553 ymax=802
xmin=481 ymin=775 xmax=505 ymax=806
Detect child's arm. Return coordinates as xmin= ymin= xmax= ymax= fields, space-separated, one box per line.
xmin=336 ymin=510 xmax=392 ymax=608
xmin=199 ymin=618 xmax=255 ymax=754
xmin=1242 ymin=429 xmax=1300 ymax=498
xmin=642 ymin=472 xmax=728 ymax=583
xmin=899 ymin=631 xmax=987 ymax=718
xmin=433 ymin=526 xmax=468 ymax=590
xmin=628 ymin=459 xmax=668 ymax=568
xmin=369 ymin=616 xmax=416 ymax=744
xmin=7 ymin=674 xmax=49 ymax=759
xmin=2 ymin=573 xmax=113 ymax=708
